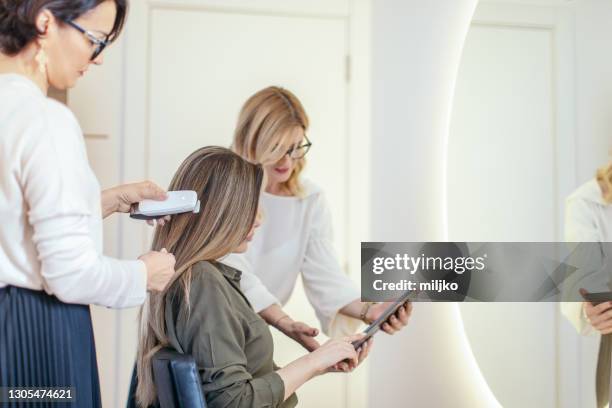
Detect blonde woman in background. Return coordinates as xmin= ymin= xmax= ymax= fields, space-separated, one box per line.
xmin=135 ymin=147 xmax=371 ymax=408
xmin=223 ymin=87 xmax=412 ymax=356
xmin=563 ymin=162 xmax=612 ymax=408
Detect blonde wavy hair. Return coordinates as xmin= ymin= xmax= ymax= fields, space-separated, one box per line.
xmin=232 ymin=86 xmax=310 ymax=197
xmin=597 ymin=162 xmax=612 ymax=203
xmin=135 ymin=146 xmax=263 ymax=407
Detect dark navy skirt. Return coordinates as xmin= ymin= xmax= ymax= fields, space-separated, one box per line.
xmin=0 ymin=286 xmax=102 ymax=407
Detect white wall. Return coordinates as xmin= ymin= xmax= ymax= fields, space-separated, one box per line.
xmin=369 ymin=0 xmax=612 ymax=407
xmin=369 ymin=1 xmax=501 ymax=407
xmin=446 ymin=1 xmax=612 ymax=407
xmin=569 ymin=0 xmax=612 ymax=405
xmin=449 ymin=3 xmax=574 ymax=406
xmin=574 ymin=0 xmax=612 ymax=183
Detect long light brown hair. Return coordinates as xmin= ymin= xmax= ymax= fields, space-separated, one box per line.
xmin=135 ymin=146 xmax=263 ymax=407
xmin=232 ymin=86 xmax=309 ymax=196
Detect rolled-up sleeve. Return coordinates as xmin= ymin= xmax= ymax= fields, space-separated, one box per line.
xmin=21 ymin=103 xmax=146 ymax=308
xmin=301 ymin=192 xmax=361 ymax=337
xmin=172 ymin=273 xmax=286 ymax=408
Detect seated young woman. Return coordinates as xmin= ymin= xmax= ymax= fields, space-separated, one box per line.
xmin=135 ymin=146 xmax=371 ymax=408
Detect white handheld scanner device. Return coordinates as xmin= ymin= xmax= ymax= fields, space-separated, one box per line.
xmin=130 ymin=190 xmax=201 ymax=220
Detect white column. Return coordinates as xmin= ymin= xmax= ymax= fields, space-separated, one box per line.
xmin=369 ymin=0 xmax=500 ymax=406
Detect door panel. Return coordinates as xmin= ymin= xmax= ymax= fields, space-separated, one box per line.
xmin=449 ymin=25 xmax=556 ymax=242
xmin=448 ymin=16 xmax=568 ymax=408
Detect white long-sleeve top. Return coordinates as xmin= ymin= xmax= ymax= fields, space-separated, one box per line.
xmin=222 ymin=179 xmax=361 ymax=337
xmin=562 ymin=178 xmax=612 ymax=335
xmin=0 ymin=73 xmax=146 ymax=308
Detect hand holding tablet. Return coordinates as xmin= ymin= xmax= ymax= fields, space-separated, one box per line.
xmin=580 ymin=288 xmax=612 ymax=335
xmin=352 ymin=291 xmax=413 ymax=350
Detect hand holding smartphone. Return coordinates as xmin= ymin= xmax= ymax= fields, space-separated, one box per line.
xmin=351 ymin=291 xmax=413 ymax=350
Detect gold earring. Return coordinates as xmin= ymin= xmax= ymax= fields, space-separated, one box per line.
xmin=35 ymin=48 xmax=48 ymax=75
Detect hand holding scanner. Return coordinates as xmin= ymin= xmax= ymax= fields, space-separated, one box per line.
xmin=130 ymin=190 xmax=200 ymax=220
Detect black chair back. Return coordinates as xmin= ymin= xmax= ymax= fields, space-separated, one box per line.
xmin=126 ymin=348 xmax=206 ymax=408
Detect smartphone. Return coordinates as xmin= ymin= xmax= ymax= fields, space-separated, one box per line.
xmin=581 ymin=291 xmax=612 ymax=306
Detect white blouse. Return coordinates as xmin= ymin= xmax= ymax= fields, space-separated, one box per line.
xmin=0 ymin=74 xmax=146 ymax=308
xmin=562 ymin=179 xmax=612 ymax=335
xmin=222 ymin=179 xmax=361 ymax=336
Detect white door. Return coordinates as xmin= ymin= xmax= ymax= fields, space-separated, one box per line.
xmin=448 ymin=3 xmax=581 ymax=407
xmin=119 ymin=2 xmax=353 ymax=407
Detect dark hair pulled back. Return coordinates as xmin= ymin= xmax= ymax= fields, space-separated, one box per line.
xmin=0 ymin=0 xmax=127 ymax=55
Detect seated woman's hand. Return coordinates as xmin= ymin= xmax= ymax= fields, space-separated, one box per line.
xmin=308 ymin=334 xmax=372 ymax=376
xmin=366 ymin=301 xmax=412 ymax=335
xmin=330 ymin=334 xmax=373 ymax=373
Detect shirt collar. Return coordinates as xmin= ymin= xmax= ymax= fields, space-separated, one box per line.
xmin=0 ymin=73 xmax=44 ymax=96
xmin=582 ymin=179 xmax=608 ymax=206
xmin=216 ymin=262 xmax=242 ymax=282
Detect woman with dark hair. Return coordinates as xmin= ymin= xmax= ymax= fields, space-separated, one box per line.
xmin=0 ymin=1 xmax=175 ymax=406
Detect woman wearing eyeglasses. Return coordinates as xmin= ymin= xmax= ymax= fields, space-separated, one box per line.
xmin=0 ymin=1 xmax=175 ymax=406
xmin=223 ymin=87 xmax=412 ymax=357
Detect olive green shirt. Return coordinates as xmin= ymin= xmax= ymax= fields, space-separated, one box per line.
xmin=164 ymin=261 xmax=298 ymax=408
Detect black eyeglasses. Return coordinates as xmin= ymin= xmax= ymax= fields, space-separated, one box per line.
xmin=64 ymin=20 xmax=110 ymax=61
xmin=285 ymin=135 xmax=313 ymax=159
